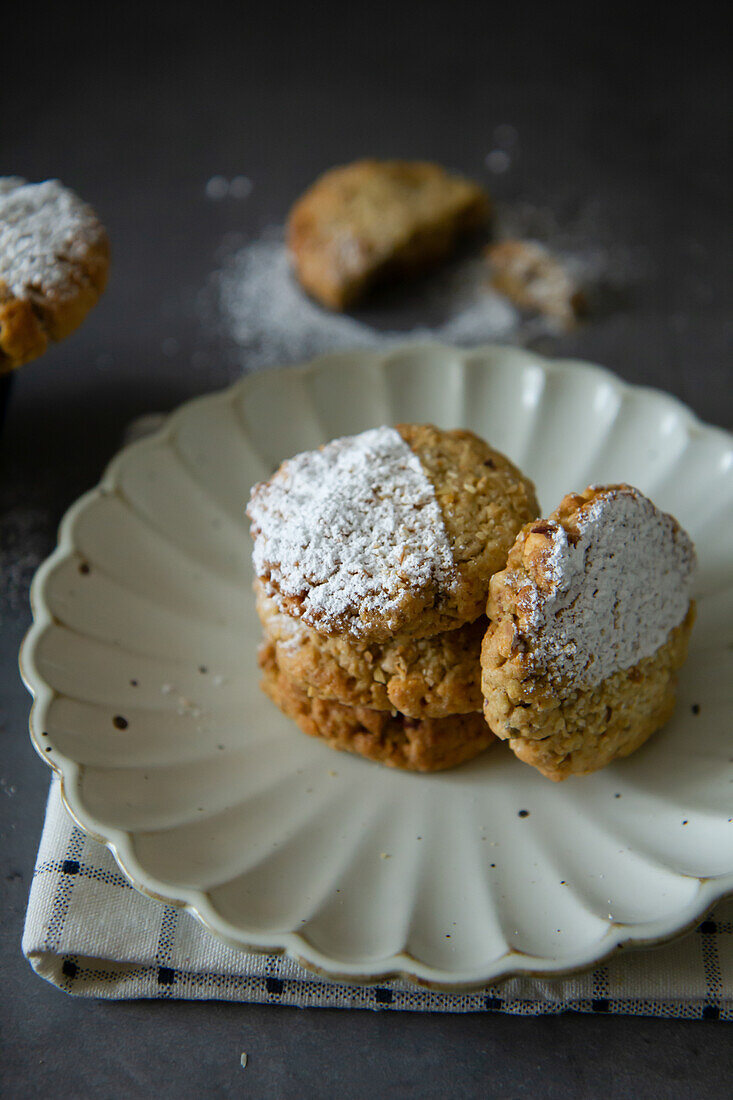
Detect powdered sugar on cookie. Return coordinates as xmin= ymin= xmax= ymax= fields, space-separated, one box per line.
xmin=0 ymin=178 xmax=105 ymax=297
xmin=248 ymin=426 xmax=457 ymax=635
xmin=520 ymin=486 xmax=695 ymax=686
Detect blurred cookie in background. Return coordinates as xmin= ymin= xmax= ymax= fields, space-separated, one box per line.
xmin=0 ymin=178 xmax=109 ymax=372
xmin=287 ymin=159 xmax=490 ymax=310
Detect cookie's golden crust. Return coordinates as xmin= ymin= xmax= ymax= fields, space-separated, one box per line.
xmin=287 ymin=159 xmax=489 ymax=310
xmin=480 ymin=487 xmax=696 ymax=780
xmin=256 ymin=580 xmax=484 ymax=718
xmin=394 ymin=424 xmax=539 ymax=637
xmin=0 ymin=286 xmax=48 ymax=371
xmin=259 ymin=643 xmax=494 ymax=772
xmin=481 ymin=607 xmax=694 ymax=781
xmin=252 ymin=424 xmax=539 ymax=643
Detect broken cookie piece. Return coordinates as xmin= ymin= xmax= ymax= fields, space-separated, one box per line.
xmin=486 ymin=238 xmax=586 ymax=329
xmin=287 ymin=159 xmax=490 ymax=310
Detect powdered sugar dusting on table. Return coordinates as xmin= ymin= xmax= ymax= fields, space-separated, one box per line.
xmin=198 ymin=192 xmax=641 ymax=384
xmin=0 ymin=178 xmax=104 ymax=297
xmin=208 ymin=231 xmax=519 ymax=374
xmin=247 ymin=426 xmax=457 ymax=635
xmin=521 ymin=487 xmax=695 ymax=686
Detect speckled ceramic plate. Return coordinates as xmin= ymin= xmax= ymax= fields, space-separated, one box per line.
xmin=21 ymin=344 xmax=733 ymax=989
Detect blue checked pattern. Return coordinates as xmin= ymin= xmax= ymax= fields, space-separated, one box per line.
xmin=22 ymin=780 xmax=733 ymax=1018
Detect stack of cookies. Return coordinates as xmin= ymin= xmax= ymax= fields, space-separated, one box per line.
xmin=248 ymin=423 xmax=539 ymax=772
xmin=248 ymin=426 xmax=697 ymax=780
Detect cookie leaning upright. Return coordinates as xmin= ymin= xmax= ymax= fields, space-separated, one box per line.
xmin=481 ymin=485 xmax=696 ymax=781
xmin=247 ymin=424 xmax=539 ymax=644
xmin=287 ymin=160 xmax=490 ymax=310
xmin=0 ymin=178 xmax=109 ymax=372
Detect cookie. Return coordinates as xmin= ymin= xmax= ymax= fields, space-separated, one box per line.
xmin=486 ymin=239 xmax=586 ymax=329
xmin=247 ymin=423 xmax=539 ymax=643
xmin=0 ymin=178 xmax=109 ymax=372
xmin=255 ymin=579 xmax=484 ymax=718
xmin=259 ymin=643 xmax=494 ymax=772
xmin=480 ymin=485 xmax=696 ymax=780
xmin=287 ymin=159 xmax=489 ymax=310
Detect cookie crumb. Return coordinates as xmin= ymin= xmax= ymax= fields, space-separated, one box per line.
xmin=229 ymin=176 xmax=253 ymax=200
xmin=485 ymin=149 xmax=511 ymax=174
xmin=486 ymin=239 xmax=586 ymax=329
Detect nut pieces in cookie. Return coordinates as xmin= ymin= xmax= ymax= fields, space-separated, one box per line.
xmin=259 ymin=642 xmax=494 ymax=773
xmin=255 ymin=579 xmax=485 ymax=718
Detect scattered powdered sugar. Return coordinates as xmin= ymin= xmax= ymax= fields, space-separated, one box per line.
xmin=484 ymin=150 xmax=511 ymax=175
xmin=0 ymin=504 xmax=53 ymax=615
xmin=191 ymin=176 xmax=649 ymax=391
xmin=209 ymin=230 xmax=520 ymax=373
xmin=205 ymin=175 xmax=253 ymax=201
xmin=495 ymin=197 xmax=652 ymax=289
xmin=0 ymin=178 xmax=103 ymax=298
xmin=484 ymin=124 xmax=520 ymax=176
xmin=203 ymin=194 xmax=639 ymax=380
xmin=272 ymin=628 xmax=304 ymax=657
xmin=247 ymin=426 xmax=457 ymax=634
xmin=523 ymin=487 xmax=695 ymax=686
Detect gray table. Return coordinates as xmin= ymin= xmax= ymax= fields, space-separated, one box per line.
xmin=2 ymin=3 xmax=731 ymax=1097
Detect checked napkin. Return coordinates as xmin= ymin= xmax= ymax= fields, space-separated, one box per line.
xmin=23 ymin=779 xmax=733 ymax=1018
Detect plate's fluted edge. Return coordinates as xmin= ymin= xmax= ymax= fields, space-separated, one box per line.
xmin=19 ymin=342 xmax=733 ymax=991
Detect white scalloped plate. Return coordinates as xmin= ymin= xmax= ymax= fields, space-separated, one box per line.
xmin=21 ymin=344 xmax=733 ymax=989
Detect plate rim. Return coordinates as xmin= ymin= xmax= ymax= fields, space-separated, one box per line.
xmin=19 ymin=341 xmax=733 ymax=991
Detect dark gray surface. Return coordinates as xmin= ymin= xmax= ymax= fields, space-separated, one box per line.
xmin=2 ymin=3 xmax=731 ymax=1097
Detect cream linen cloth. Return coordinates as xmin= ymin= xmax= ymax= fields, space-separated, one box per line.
xmin=23 ymin=780 xmax=732 ymax=1017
